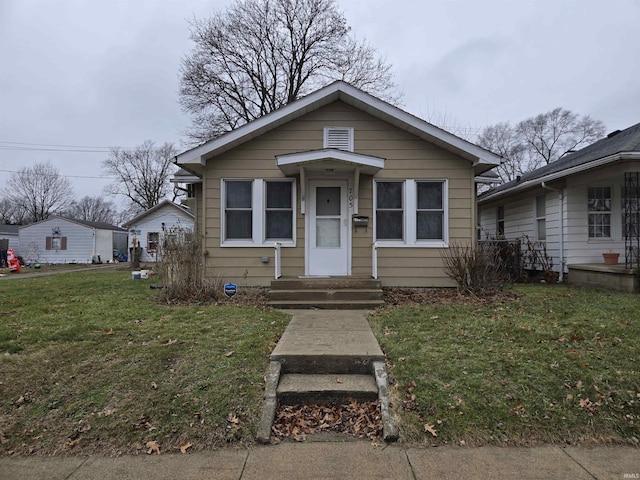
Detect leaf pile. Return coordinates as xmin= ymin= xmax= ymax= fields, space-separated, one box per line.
xmin=272 ymin=401 xmax=382 ymax=442
xmin=382 ymin=287 xmax=519 ymax=307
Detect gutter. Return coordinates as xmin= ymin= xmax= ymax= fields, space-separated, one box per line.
xmin=541 ymin=182 xmax=565 ymax=282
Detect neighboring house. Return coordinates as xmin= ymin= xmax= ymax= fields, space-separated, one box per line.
xmin=173 ymin=81 xmax=501 ymax=287
xmin=0 ymin=224 xmax=20 ymax=255
xmin=122 ymin=200 xmax=194 ymax=263
xmin=478 ymin=122 xmax=640 ymax=280
xmin=19 ymin=217 xmax=128 ymax=264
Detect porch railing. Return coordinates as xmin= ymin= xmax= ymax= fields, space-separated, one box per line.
xmin=274 ymin=242 xmax=282 ymax=279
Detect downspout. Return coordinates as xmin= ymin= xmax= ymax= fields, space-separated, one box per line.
xmin=541 ymin=182 xmax=564 ymax=282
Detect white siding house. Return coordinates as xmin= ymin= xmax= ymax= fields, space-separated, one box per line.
xmin=122 ymin=201 xmax=194 ymax=263
xmin=479 ymin=122 xmax=640 ymax=282
xmin=18 ymin=217 xmax=128 ymax=264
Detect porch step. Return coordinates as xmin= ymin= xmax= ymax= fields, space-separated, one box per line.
xmin=268 ymin=277 xmax=384 ymax=309
xmin=276 ymin=373 xmax=378 ymax=405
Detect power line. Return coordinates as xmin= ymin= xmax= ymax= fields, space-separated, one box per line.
xmin=0 ymin=168 xmax=117 ymax=180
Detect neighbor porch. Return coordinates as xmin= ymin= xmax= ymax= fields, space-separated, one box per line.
xmin=568 ymin=263 xmax=639 ymax=293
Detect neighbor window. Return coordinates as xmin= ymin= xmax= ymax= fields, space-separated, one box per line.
xmin=222 ymin=179 xmax=295 ymax=246
xmin=535 ymin=195 xmax=546 ymax=241
xmin=375 ymin=179 xmax=448 ymax=245
xmin=147 ymin=232 xmax=159 ymax=252
xmin=588 ymin=186 xmax=611 ymax=238
xmin=496 ymin=206 xmax=505 ymax=238
xmin=46 ymin=236 xmax=67 ymax=251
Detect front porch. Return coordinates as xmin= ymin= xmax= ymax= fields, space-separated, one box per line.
xmin=568 ymin=263 xmax=639 ymax=293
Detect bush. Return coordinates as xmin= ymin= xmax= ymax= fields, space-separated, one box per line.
xmin=441 ymin=242 xmax=509 ymax=295
xmin=155 ymin=228 xmax=222 ymax=303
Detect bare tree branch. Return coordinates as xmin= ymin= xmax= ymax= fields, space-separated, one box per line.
xmin=102 ymin=141 xmax=178 ymax=212
xmin=65 ymin=196 xmax=118 ymax=224
xmin=1 ymin=162 xmax=73 ymax=224
xmin=179 ymin=0 xmax=401 ymax=144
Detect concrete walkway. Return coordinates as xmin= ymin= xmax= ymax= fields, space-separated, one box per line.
xmin=1 ymin=441 xmax=638 ymax=479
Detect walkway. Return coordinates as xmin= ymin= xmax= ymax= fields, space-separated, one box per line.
xmin=1 ymin=441 xmax=637 ymax=479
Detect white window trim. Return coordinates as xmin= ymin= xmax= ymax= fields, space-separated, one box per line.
xmin=221 ymin=178 xmax=296 ymax=247
xmin=535 ymin=194 xmax=546 ymax=241
xmin=587 ymin=185 xmax=613 ymax=240
xmin=323 ymin=127 xmax=354 ymax=152
xmin=373 ymin=179 xmax=449 ymax=248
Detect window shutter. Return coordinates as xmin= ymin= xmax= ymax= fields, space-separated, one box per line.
xmin=61 ymin=237 xmax=67 ymax=250
xmin=324 ymin=127 xmax=353 ymax=151
xmin=46 ymin=236 xmax=52 ymax=250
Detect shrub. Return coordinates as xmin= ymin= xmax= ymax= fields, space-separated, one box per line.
xmin=155 ymin=228 xmax=222 ymax=303
xmin=441 ymin=242 xmax=509 ymax=295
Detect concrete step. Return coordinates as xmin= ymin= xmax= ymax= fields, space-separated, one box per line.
xmin=272 ymin=353 xmax=385 ymax=375
xmin=267 ymin=299 xmax=386 ymax=310
xmin=270 ymin=278 xmax=382 ymax=290
xmin=268 ymin=289 xmax=384 ymax=302
xmin=277 ymin=373 xmax=379 ymax=405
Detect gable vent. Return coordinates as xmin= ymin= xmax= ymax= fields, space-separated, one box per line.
xmin=324 ymin=127 xmax=353 ymax=151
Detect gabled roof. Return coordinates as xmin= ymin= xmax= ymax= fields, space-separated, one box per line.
xmin=479 ymin=122 xmax=640 ymax=203
xmin=122 ymin=200 xmax=194 ymax=228
xmin=174 ymin=81 xmax=501 ymax=175
xmin=19 ymin=216 xmax=126 ymax=232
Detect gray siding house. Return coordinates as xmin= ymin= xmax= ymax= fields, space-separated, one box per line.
xmin=19 ymin=217 xmax=127 ymax=264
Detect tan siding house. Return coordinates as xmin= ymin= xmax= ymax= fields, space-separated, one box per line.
xmin=175 ymin=82 xmax=501 ymax=287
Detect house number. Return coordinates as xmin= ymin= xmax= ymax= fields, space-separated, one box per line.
xmin=348 ymin=188 xmax=354 ymax=208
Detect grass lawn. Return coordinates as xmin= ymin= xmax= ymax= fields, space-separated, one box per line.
xmin=369 ymin=284 xmax=640 ymax=446
xmin=0 ymin=270 xmax=290 ymax=456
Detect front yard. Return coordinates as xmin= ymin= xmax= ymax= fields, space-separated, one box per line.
xmin=0 ymin=271 xmax=638 ymax=456
xmin=370 ymin=285 xmax=640 ymax=446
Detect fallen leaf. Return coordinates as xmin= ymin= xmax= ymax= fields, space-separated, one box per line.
xmin=424 ymin=423 xmax=438 ymax=437
xmin=151 ymin=382 xmax=158 ymax=390
xmin=579 ymin=398 xmax=591 ymax=408
xmin=163 ymin=339 xmax=177 ymax=346
xmin=566 ymin=394 xmax=574 ymax=401
xmin=179 ymin=442 xmax=193 ymax=454
xmin=227 ymin=413 xmax=240 ymax=424
xmin=105 ymin=328 xmax=114 ymax=335
xmin=224 ymin=351 xmax=235 ymax=357
xmin=576 ymin=380 xmax=583 ymax=390
xmin=146 ymin=440 xmax=160 ymax=455
xmin=336 ymin=378 xmax=344 ymax=384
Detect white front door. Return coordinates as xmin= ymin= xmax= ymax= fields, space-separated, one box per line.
xmin=307 ymin=180 xmax=350 ymax=276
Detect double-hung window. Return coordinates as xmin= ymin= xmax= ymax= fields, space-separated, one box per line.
xmin=588 ymin=186 xmax=611 ymax=238
xmin=496 ymin=206 xmax=505 ymax=238
xmin=375 ymin=179 xmax=448 ymax=246
xmin=535 ymin=195 xmax=546 ymax=241
xmin=222 ymin=179 xmax=295 ymax=246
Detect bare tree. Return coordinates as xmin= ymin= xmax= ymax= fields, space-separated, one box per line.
xmin=0 ymin=198 xmax=26 ymax=224
xmin=476 ymin=122 xmax=527 ymax=183
xmin=66 ymin=196 xmax=118 ymax=224
xmin=1 ymin=162 xmax=72 ymax=224
xmin=477 ymin=108 xmax=606 ymax=182
xmin=102 ymin=141 xmax=178 ymax=212
xmin=179 ymin=0 xmax=400 ymax=143
xmin=516 ymin=107 xmax=606 ymax=168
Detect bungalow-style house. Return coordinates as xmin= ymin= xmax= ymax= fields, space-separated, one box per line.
xmin=173 ymin=81 xmax=501 ymax=288
xmin=122 ymin=200 xmax=194 ymax=262
xmin=19 ymin=216 xmax=128 ymax=264
xmin=478 ymin=122 xmax=640 ymax=291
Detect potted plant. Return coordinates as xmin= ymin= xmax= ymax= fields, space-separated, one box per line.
xmin=602 ymin=251 xmax=620 ymax=265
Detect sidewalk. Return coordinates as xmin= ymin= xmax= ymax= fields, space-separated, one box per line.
xmin=1 ymin=441 xmax=638 ymax=479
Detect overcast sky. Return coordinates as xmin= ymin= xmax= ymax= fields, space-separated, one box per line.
xmin=1 ymin=0 xmax=639 ymax=205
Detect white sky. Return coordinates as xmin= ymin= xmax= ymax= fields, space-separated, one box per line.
xmin=1 ymin=0 xmax=639 ymax=204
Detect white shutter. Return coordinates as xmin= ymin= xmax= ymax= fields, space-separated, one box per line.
xmin=324 ymin=127 xmax=353 ymax=151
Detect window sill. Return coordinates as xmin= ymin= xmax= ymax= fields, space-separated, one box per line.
xmin=374 ymin=241 xmax=448 ymax=248
xmin=221 ymin=241 xmax=296 ymax=248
